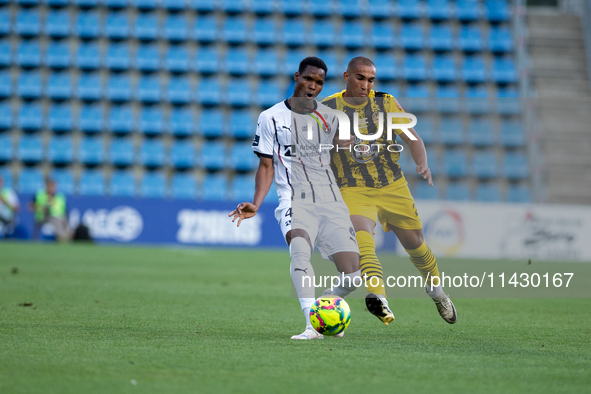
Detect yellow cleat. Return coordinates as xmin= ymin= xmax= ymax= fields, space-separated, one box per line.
xmin=365 ymin=293 xmax=395 ymax=326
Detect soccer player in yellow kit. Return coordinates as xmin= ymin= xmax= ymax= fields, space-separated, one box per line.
xmin=323 ymin=57 xmax=457 ymax=325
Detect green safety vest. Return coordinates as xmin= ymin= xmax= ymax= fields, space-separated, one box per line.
xmin=35 ymin=190 xmax=66 ymax=222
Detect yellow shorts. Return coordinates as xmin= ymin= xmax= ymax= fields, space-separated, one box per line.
xmin=340 ymin=177 xmax=422 ymax=232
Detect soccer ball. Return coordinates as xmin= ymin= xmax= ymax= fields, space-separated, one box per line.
xmin=309 ymin=296 xmax=351 ymax=336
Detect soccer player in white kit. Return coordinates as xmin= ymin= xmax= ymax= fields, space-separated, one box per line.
xmin=230 ymin=57 xmax=362 ymax=340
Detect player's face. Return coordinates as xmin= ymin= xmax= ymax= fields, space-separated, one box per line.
xmin=293 ymin=65 xmax=326 ymax=105
xmin=344 ymin=65 xmax=376 ymax=104
xmin=46 ymin=181 xmax=55 ymax=195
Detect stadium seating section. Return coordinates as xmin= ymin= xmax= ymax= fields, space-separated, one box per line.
xmin=0 ymin=0 xmax=530 ymax=203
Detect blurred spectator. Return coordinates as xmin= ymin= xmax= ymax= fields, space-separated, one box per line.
xmin=30 ymin=179 xmax=71 ymax=242
xmin=0 ymin=175 xmax=20 ymax=238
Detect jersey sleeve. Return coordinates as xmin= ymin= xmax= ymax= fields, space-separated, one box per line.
xmin=385 ymin=94 xmax=410 ymax=135
xmin=252 ymin=112 xmax=275 ymax=159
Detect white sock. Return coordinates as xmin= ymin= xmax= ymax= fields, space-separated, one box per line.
xmin=303 ymin=306 xmax=312 ymax=328
xmin=332 ymin=270 xmax=362 ymax=298
xmin=426 ymin=284 xmax=444 ymax=298
xmin=290 ymin=237 xmax=315 ymax=326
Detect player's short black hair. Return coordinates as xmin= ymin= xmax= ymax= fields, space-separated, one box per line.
xmin=347 ymin=56 xmax=376 ymax=72
xmin=298 ymin=57 xmax=328 ymax=77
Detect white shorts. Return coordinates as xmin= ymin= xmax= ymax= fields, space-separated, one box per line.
xmin=275 ymin=201 xmax=359 ymax=259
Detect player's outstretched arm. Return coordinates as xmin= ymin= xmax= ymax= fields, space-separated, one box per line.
xmin=399 ymin=127 xmax=433 ymax=187
xmin=229 ymin=156 xmax=274 ymax=227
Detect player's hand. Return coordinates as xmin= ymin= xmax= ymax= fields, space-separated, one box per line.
xmin=416 ymin=164 xmax=433 ymax=187
xmin=229 ymin=202 xmax=258 ymax=227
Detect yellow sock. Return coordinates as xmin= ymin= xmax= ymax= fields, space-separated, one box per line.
xmin=356 ymin=230 xmax=386 ymax=297
xmin=405 ymin=240 xmax=440 ymax=285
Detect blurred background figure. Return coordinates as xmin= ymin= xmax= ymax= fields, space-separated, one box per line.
xmin=30 ymin=179 xmax=70 ymax=242
xmin=0 ymin=175 xmax=19 ymax=238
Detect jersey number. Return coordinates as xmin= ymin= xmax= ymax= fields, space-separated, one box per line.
xmin=285 ymin=208 xmax=292 ymax=217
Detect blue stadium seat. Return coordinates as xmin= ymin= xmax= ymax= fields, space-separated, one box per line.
xmin=253 ymin=18 xmax=277 ymax=46
xmin=469 ymin=118 xmax=495 ymax=147
xmin=194 ymin=15 xmax=217 ymax=43
xmin=256 ymin=80 xmax=281 ymax=108
xmin=75 ymin=11 xmax=101 ymax=39
xmin=0 ymin=71 xmax=11 ymax=98
xmin=283 ymin=49 xmax=307 ymax=75
xmin=195 ymin=46 xmax=218 ymax=74
xmin=485 ymin=0 xmax=510 ymax=23
xmin=229 ymin=110 xmax=254 ymax=140
xmin=310 ymin=0 xmax=333 ymax=16
xmin=0 ymin=40 xmax=10 ymax=67
xmin=105 ymin=12 xmax=129 ymax=39
xmin=432 ymin=55 xmax=456 ymax=82
xmin=435 ymin=85 xmax=460 ymax=113
xmin=400 ymin=23 xmax=425 ymax=50
xmin=163 ymin=14 xmax=189 ymax=42
xmin=133 ymin=0 xmax=158 ymax=10
xmin=169 ymin=107 xmax=193 ymax=137
xmin=18 ymin=102 xmax=43 ymax=130
xmin=47 ymin=103 xmax=73 ymax=132
xmin=79 ymin=136 xmax=105 ymax=165
xmin=443 ymin=149 xmax=468 ymax=177
xmin=109 ymin=170 xmax=135 ymax=196
xmin=202 ymin=140 xmax=226 ymax=171
xmin=108 ymin=105 xmax=134 ymax=134
xmin=439 ymin=116 xmax=464 ymax=145
xmin=76 ymin=42 xmax=101 ymax=70
xmin=199 ymin=109 xmax=224 ymax=138
xmin=397 ymin=0 xmax=421 ymax=20
xmin=503 ymin=152 xmax=529 ymax=180
xmin=17 ymin=167 xmax=44 ymax=194
xmin=312 ymin=20 xmax=337 ymax=48
xmin=282 ymin=19 xmax=306 ymax=47
xmin=445 ymin=182 xmax=471 ymax=201
xmin=500 ymin=120 xmax=525 ymax=147
xmin=109 ymin=138 xmax=134 ymax=166
xmin=76 ymin=73 xmax=102 ymax=101
xmin=222 ymin=16 xmax=247 ymax=45
xmin=458 ymin=25 xmax=483 ymax=53
xmin=163 ymin=0 xmax=186 ymax=11
xmin=472 ymin=150 xmax=498 ymax=179
xmin=367 ymin=0 xmax=392 ymax=18
xmin=46 ymin=0 xmax=70 ymax=7
xmin=226 ymin=79 xmax=251 ymax=107
xmin=404 ymin=84 xmax=431 ymax=113
xmin=50 ymin=169 xmax=74 ymax=196
xmin=465 ymin=86 xmax=490 ymax=114
xmin=104 ymin=0 xmax=129 ymax=8
xmin=192 ymin=0 xmax=216 ymax=13
xmin=0 ymin=102 xmax=11 ymax=129
xmin=489 ymin=26 xmax=513 ymax=53
xmin=492 ymin=58 xmax=517 ymax=84
xmin=171 ymin=173 xmax=197 ymax=199
xmin=224 ymin=47 xmax=249 ymax=76
xmin=496 ymin=87 xmax=521 ymax=115
xmin=374 ymin=53 xmax=397 ymax=81
xmin=427 ymin=0 xmax=451 ymax=20
xmin=170 ymin=140 xmax=195 ymax=169
xmin=229 ymin=143 xmax=257 ymax=172
xmin=166 ymin=76 xmax=191 ymax=104
xmin=78 ymin=104 xmax=104 ymax=133
xmin=280 ymin=0 xmax=304 ymax=16
xmin=229 ymin=174 xmax=255 ymax=202
xmin=139 ymin=139 xmax=165 ymax=167
xmin=73 ymin=0 xmax=99 ymax=7
xmin=0 ymin=133 xmax=12 ymax=162
xmin=322 ymin=80 xmax=343 ymax=96
xmin=45 ymin=41 xmax=70 ymax=69
xmin=253 ymin=49 xmax=279 ymax=76
xmin=166 ymin=45 xmax=191 ymax=73
xmin=370 ymin=22 xmax=395 ymax=50
xmin=202 ymin=173 xmax=228 ymax=201
xmin=18 ymin=134 xmax=43 ymax=163
xmin=17 ymin=71 xmax=42 ymax=99
xmin=338 ymin=0 xmax=365 ymax=18
xmin=15 ymin=9 xmax=40 ymax=37
xmin=221 ymin=0 xmax=247 ymax=14
xmin=342 ymin=21 xmax=365 ymax=48
xmin=318 ymin=50 xmax=338 ymax=78
xmin=139 ymin=106 xmax=164 ymax=135
xmin=106 ymin=43 xmax=131 ymax=71
xmin=461 ymin=56 xmax=487 ymax=84
xmin=45 ymin=10 xmax=70 ymax=38
xmin=506 ymin=184 xmax=531 ymax=203
xmin=456 ymin=0 xmax=480 ymax=22
xmin=252 ymin=0 xmax=274 ymax=14
xmin=134 ymin=13 xmax=158 ymax=40
xmin=136 ymin=75 xmax=162 ymax=103
xmin=428 ymin=24 xmax=453 ymax=52
xmin=107 ymin=73 xmax=132 ymax=102
xmin=196 ymin=78 xmax=222 ymax=106
xmin=135 ymin=44 xmax=160 ymax=72
xmin=0 ymin=9 xmax=9 ymax=36
xmin=475 ymin=182 xmax=501 ymax=202
xmin=141 ymin=172 xmax=166 ymax=198
xmin=416 ymin=116 xmax=436 ymax=145
xmin=17 ymin=40 xmax=41 ymax=68
xmin=402 ymin=54 xmax=427 ymax=81
xmin=46 ymin=72 xmax=71 ymax=100
xmin=79 ymin=170 xmax=105 ymax=196
xmin=414 ymin=182 xmax=441 ymax=200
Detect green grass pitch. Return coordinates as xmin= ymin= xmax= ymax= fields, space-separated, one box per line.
xmin=1 ymin=242 xmax=590 ymax=394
